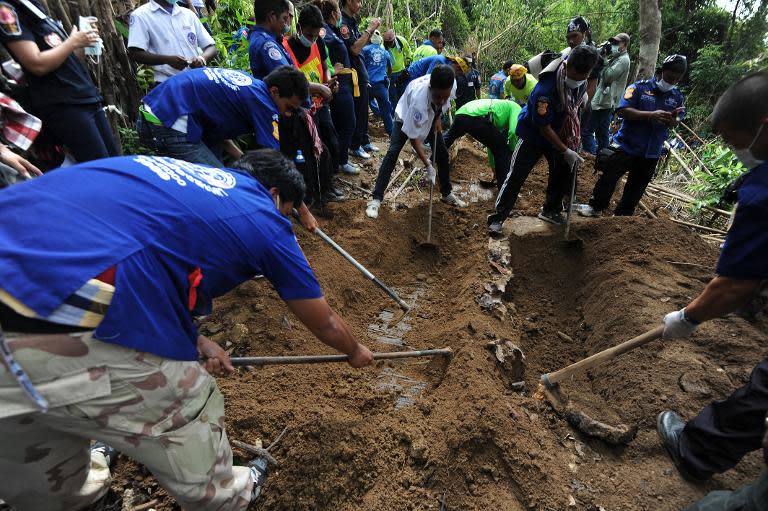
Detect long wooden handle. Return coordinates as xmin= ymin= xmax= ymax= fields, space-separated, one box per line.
xmin=543 ymin=326 xmax=664 ymax=385
xmin=230 ymin=347 xmax=453 ymax=367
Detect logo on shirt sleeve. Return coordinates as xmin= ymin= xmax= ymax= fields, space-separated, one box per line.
xmin=413 ymin=110 xmax=423 ymax=123
xmin=536 ymin=97 xmax=549 ymax=116
xmin=624 ymin=85 xmax=635 ymax=100
xmin=319 ymin=28 xmax=326 ymax=38
xmin=0 ymin=3 xmax=20 ymax=36
xmin=340 ymin=25 xmax=349 ymax=39
xmin=266 ymin=42 xmax=283 ymax=61
xmin=44 ymin=32 xmax=63 ymax=48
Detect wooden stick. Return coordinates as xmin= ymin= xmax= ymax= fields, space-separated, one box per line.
xmin=672 ymin=129 xmax=712 ymax=175
xmin=383 ymin=167 xmax=405 ymax=196
xmin=666 ymin=260 xmax=714 ymax=270
xmin=230 ymin=347 xmax=453 ymax=367
xmin=679 ymin=121 xmax=708 ymax=146
xmin=669 ymin=217 xmax=728 ymax=235
xmin=646 ymin=183 xmax=732 ymax=216
xmin=639 ymin=200 xmax=657 ymax=219
xmin=129 ymin=500 xmax=159 ymax=511
xmin=664 ymin=141 xmax=695 ymax=177
xmin=390 ymin=167 xmax=419 ymax=202
xmin=336 ymin=178 xmax=371 ymax=196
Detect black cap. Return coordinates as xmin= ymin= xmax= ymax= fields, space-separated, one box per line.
xmin=567 ymin=16 xmax=590 ymax=34
xmin=662 ymin=54 xmax=688 ymax=72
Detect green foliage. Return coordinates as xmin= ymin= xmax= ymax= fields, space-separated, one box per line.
xmin=442 ymin=0 xmax=470 ymax=49
xmin=135 ymin=65 xmax=155 ymax=96
xmin=114 ymin=19 xmax=129 ymax=39
xmin=118 ymin=127 xmax=156 ymax=156
xmin=686 ymin=143 xmax=747 ymax=208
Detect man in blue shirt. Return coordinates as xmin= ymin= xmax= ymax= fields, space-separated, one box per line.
xmin=487 ymin=46 xmax=598 ymax=234
xmin=488 ymin=60 xmax=513 ymax=99
xmin=0 ymin=150 xmax=373 ymax=510
xmin=362 ymin=31 xmax=395 ymax=135
xmin=405 ymin=54 xmax=468 ymax=86
xmin=248 ymin=0 xmax=292 ymax=79
xmin=577 ymin=55 xmax=687 ymax=217
xmin=656 ymin=71 xmax=768 ymax=508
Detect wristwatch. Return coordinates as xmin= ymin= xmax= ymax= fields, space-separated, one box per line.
xmin=365 ymin=29 xmax=373 ymax=36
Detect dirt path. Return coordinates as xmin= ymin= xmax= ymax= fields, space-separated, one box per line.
xmin=101 ymin=133 xmax=765 ymax=511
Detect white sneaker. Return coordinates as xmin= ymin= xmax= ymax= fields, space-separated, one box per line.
xmin=576 ymin=204 xmax=599 ymax=217
xmin=350 ymin=148 xmax=372 ymax=159
xmin=366 ymin=199 xmax=381 ymax=218
xmin=341 ymin=163 xmax=360 ymax=175
xmin=441 ymin=193 xmax=467 ymax=208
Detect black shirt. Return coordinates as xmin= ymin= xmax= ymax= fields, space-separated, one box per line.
xmin=339 ymin=12 xmax=368 ymax=83
xmin=455 ymin=73 xmax=475 ymax=109
xmin=0 ymin=0 xmax=100 ymax=110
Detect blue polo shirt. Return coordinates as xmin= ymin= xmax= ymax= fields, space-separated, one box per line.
xmin=362 ymin=43 xmax=393 ymax=84
xmin=716 ymin=162 xmax=768 ymax=280
xmin=143 ymin=68 xmax=280 ymax=149
xmin=248 ymin=26 xmax=291 ymax=79
xmin=407 ymin=55 xmax=449 ymax=81
xmin=488 ymin=70 xmax=506 ymax=99
xmin=615 ymin=79 xmax=685 ymax=159
xmin=515 ymin=70 xmax=575 ymax=148
xmin=0 ymin=156 xmax=322 ymax=360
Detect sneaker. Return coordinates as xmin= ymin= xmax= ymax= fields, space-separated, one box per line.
xmin=537 ymin=210 xmax=565 ymax=225
xmin=576 ymin=204 xmax=599 ymax=217
xmin=488 ymin=220 xmax=504 ymax=235
xmin=323 ymin=186 xmax=347 ymax=202
xmin=248 ymin=457 xmax=270 ymax=500
xmin=366 ymin=199 xmax=381 ymax=218
xmin=90 ymin=441 xmax=117 ymax=468
xmin=363 ymin=143 xmax=380 ymax=153
xmin=340 ymin=163 xmax=360 ymax=175
xmin=657 ymin=411 xmax=711 ymax=483
xmin=440 ymin=193 xmax=467 ymax=208
xmin=350 ymin=148 xmax=371 ymax=159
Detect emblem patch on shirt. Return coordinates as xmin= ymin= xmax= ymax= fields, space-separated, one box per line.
xmin=217 ymin=68 xmax=253 ymax=88
xmin=664 ymin=97 xmax=678 ymax=107
xmin=413 ymin=110 xmax=423 ymax=123
xmin=187 ymin=32 xmax=196 ymax=45
xmin=129 ymin=14 xmax=135 ymax=26
xmin=319 ymin=27 xmax=326 ymax=38
xmin=267 ymin=43 xmax=283 ymax=61
xmin=624 ymin=86 xmax=635 ymax=100
xmin=272 ymin=120 xmax=280 ymax=141
xmin=44 ymin=32 xmax=63 ymax=48
xmin=0 ymin=3 xmax=20 ymax=36
xmin=536 ymin=97 xmax=549 ymax=116
xmin=340 ymin=25 xmax=349 ymax=39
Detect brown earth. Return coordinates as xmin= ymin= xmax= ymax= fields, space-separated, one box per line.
xmin=99 ymin=132 xmax=766 ymax=511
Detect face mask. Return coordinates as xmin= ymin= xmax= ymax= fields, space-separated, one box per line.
xmin=656 ymin=79 xmax=675 ymax=92
xmin=564 ymin=77 xmax=585 ymax=89
xmin=335 ymin=17 xmax=343 ymax=28
xmin=733 ymin=123 xmax=766 ymax=169
xmin=611 ymin=44 xmax=619 ymax=54
xmin=578 ymin=41 xmax=588 ymax=48
xmin=299 ymin=33 xmax=313 ymax=47
xmin=282 ymin=23 xmax=291 ymax=35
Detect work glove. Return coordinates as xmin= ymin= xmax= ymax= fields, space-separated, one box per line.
xmin=662 ymin=308 xmax=699 ymax=339
xmin=562 ymin=148 xmax=584 ymax=168
xmin=426 ymin=164 xmax=436 ymax=185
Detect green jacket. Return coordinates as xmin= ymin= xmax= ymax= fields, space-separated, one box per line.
xmin=457 ymin=99 xmax=521 ymax=151
xmin=387 ymin=35 xmax=413 ymax=74
xmin=412 ymin=42 xmax=437 ymax=62
xmin=592 ymin=51 xmax=631 ymax=110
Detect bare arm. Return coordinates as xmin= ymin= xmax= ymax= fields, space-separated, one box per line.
xmin=618 ymin=106 xmax=672 ymax=124
xmin=348 ymin=18 xmax=380 ymax=56
xmin=221 ymin=139 xmax=243 ymax=159
xmin=410 ymin=137 xmax=430 ymax=167
xmin=0 ymin=145 xmax=41 ymax=177
xmin=129 ymin=47 xmax=189 ymax=70
xmin=538 ymin=124 xmax=568 ymax=153
xmin=6 ymin=27 xmax=97 ymax=77
xmin=685 ymin=276 xmax=761 ymax=323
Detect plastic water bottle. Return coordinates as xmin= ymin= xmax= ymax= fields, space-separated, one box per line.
xmin=295 ymin=150 xmax=305 ymax=165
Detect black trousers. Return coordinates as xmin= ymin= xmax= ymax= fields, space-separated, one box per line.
xmin=314 ymin=104 xmax=340 ymax=172
xmin=488 ymin=138 xmax=572 ymax=225
xmin=37 ymin=102 xmax=119 ymax=163
xmin=588 ymin=149 xmax=658 ymax=216
xmin=679 ymin=358 xmax=768 ymax=478
xmin=444 ymin=113 xmax=511 ymax=188
xmin=372 ymin=121 xmax=451 ymax=201
xmin=351 ymin=80 xmax=370 ymax=150
xmin=683 ymin=469 xmax=768 ymax=511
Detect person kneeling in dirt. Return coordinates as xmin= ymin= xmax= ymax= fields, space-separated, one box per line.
xmin=366 ymin=64 xmax=466 ymax=219
xmin=444 ymin=98 xmax=522 ymax=189
xmin=0 ymin=150 xmax=374 ymax=511
xmin=487 ymin=45 xmax=599 ymax=234
xmin=657 ymin=71 xmax=768 ymax=498
xmin=575 ymin=54 xmax=687 ymax=218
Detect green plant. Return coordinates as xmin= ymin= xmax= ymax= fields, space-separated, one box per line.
xmin=118 ymin=127 xmax=156 ymax=156
xmin=686 ymin=143 xmax=747 ymax=208
xmin=135 ymin=65 xmax=155 ymax=96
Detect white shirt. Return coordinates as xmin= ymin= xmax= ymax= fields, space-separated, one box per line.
xmin=395 ymin=75 xmax=456 ymax=141
xmin=127 ymin=0 xmax=215 ymax=82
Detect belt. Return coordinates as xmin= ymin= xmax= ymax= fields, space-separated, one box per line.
xmin=139 ymin=103 xmax=162 ymax=125
xmin=335 ymin=68 xmax=360 ymax=97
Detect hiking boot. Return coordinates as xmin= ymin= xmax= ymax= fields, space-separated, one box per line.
xmin=350 ymin=147 xmax=371 ymax=159
xmin=340 ymin=163 xmax=360 ymax=175
xmin=441 ymin=193 xmax=467 ymax=208
xmin=657 ymin=411 xmax=712 ymax=483
xmin=488 ymin=220 xmax=504 ymax=235
xmin=248 ymin=457 xmax=269 ymax=500
xmin=537 ymin=210 xmax=565 ymax=225
xmin=576 ymin=204 xmax=600 ymax=217
xmin=363 ymin=143 xmax=380 ymax=153
xmin=90 ymin=441 xmax=117 ymax=468
xmin=366 ymin=199 xmax=381 ymax=218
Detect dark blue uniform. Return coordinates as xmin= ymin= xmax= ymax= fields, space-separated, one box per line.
xmin=406 ymin=54 xmax=449 ymax=82
xmin=324 ymin=23 xmax=355 ymax=167
xmin=339 ymin=13 xmax=369 ymax=150
xmin=488 ymin=70 xmax=506 ymax=99
xmin=0 ymin=0 xmax=117 ymax=162
xmin=248 ymin=26 xmax=291 ymax=79
xmin=587 ymin=78 xmax=685 ymax=215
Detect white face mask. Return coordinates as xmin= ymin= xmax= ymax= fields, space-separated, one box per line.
xmin=564 ymin=77 xmax=586 ymax=89
xmin=656 ymin=79 xmax=675 ymax=93
xmin=733 ymin=122 xmax=765 ymax=169
xmin=611 ymin=44 xmax=619 ymax=54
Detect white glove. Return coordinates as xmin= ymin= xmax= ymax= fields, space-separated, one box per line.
xmin=425 ymin=164 xmax=436 ymax=185
xmin=562 ymin=148 xmax=584 ymax=168
xmin=662 ymin=308 xmax=699 ymax=339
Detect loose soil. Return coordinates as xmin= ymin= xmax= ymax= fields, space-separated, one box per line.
xmin=96 ymin=132 xmax=766 ymax=510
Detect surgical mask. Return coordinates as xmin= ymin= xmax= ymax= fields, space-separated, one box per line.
xmin=564 ymin=77 xmax=585 ymax=89
xmin=656 ymin=79 xmax=675 ymax=93
xmin=298 ymin=33 xmax=313 ymax=47
xmin=282 ymin=24 xmax=291 ymax=35
xmin=733 ymin=123 xmax=765 ymax=169
xmin=335 ymin=17 xmax=342 ymax=28
xmin=611 ymin=44 xmax=619 ymax=54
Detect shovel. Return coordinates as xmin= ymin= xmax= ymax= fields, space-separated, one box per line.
xmin=563 ymin=160 xmax=584 ymax=249
xmin=417 ymin=130 xmax=440 ymax=257
xmin=229 ymin=347 xmax=453 ymax=366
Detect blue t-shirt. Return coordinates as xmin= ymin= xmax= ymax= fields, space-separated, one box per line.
xmin=248 ymin=26 xmax=291 ymax=79
xmin=143 ymin=68 xmax=280 ymax=148
xmin=0 ymin=156 xmax=322 ymax=360
xmin=488 ymin=70 xmax=506 ymax=99
xmin=515 ymin=70 xmax=572 ymax=148
xmin=716 ymin=162 xmax=768 ymax=280
xmin=407 ymin=55 xmax=449 ymax=81
xmin=362 ymin=43 xmax=393 ymax=84
xmin=615 ymin=79 xmax=685 ymax=159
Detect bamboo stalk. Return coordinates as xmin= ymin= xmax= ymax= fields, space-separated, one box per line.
xmin=664 ymin=141 xmax=695 ymax=177
xmin=672 ymin=129 xmax=712 ymax=175
xmin=669 ymin=217 xmax=728 ymax=235
xmin=679 ymin=121 xmax=708 ymax=146
xmin=639 ymin=200 xmax=657 ymax=219
xmin=646 ymin=183 xmax=732 ymax=216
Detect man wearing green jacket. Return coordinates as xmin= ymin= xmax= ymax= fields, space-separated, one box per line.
xmin=384 ymin=29 xmax=413 ymax=106
xmin=412 ymin=29 xmax=443 ymax=61
xmin=444 ymin=99 xmax=522 ymax=188
xmin=582 ymin=33 xmax=631 ymax=154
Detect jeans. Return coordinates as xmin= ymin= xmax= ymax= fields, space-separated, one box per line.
xmin=445 ymin=113 xmax=511 ymax=188
xmin=136 ymin=118 xmax=224 ymax=167
xmin=372 ymin=121 xmax=451 ymax=201
xmin=38 ymin=102 xmax=119 ymax=163
xmin=369 ymin=80 xmax=393 ymax=135
xmin=330 ymin=82 xmax=356 ymax=166
xmin=588 ymin=149 xmax=658 ymax=215
xmin=351 ymin=80 xmax=370 ymax=150
xmin=582 ymin=108 xmax=612 ymax=155
xmin=488 ymin=138 xmax=572 ymax=225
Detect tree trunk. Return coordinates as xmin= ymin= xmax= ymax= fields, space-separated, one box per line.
xmin=636 ymin=0 xmax=662 ymax=80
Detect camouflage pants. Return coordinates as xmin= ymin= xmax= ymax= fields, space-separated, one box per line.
xmin=0 ymin=332 xmax=253 ymax=511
